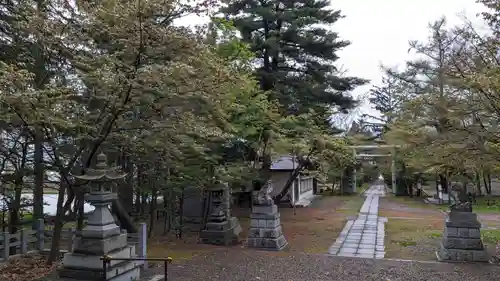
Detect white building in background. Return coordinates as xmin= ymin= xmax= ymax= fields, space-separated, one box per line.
xmin=269 ymin=156 xmax=318 ymax=206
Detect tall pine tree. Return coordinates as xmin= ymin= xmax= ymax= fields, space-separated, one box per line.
xmin=220 ymin=0 xmax=367 ymax=127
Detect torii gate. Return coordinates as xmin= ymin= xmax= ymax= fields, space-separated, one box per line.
xmin=348 ymin=145 xmax=400 ymax=194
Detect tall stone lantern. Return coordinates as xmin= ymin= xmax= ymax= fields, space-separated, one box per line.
xmin=200 ymin=181 xmax=242 ymax=246
xmin=58 ymin=153 xmax=142 ymax=281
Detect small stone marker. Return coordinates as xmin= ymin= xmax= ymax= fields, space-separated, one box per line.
xmin=58 ymin=153 xmax=142 ymax=281
xmin=200 ymin=182 xmax=242 ymax=245
xmin=247 ymin=181 xmax=288 ymax=251
xmin=436 ymin=197 xmax=488 ymax=262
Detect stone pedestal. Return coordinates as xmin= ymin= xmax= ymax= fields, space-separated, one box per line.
xmin=436 ymin=211 xmax=489 ymax=262
xmin=247 ymin=204 xmax=288 ymax=251
xmin=200 ymin=216 xmax=242 ymax=245
xmin=58 ymin=154 xmax=142 ymax=281
xmin=200 ymin=183 xmax=242 ymax=245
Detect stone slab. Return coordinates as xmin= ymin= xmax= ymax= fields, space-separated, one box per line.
xmin=200 ymin=217 xmax=242 ymax=246
xmin=252 ymin=205 xmax=278 ymax=214
xmin=248 ymin=225 xmax=283 ymax=239
xmin=436 ymin=244 xmax=489 ymax=262
xmin=444 ymin=226 xmax=481 ymax=239
xmin=63 ymin=245 xmax=136 ymax=269
xmin=81 ymin=223 xmax=122 ymax=239
xmin=250 ymin=212 xmax=280 ymax=220
xmin=250 ymin=217 xmax=280 ymax=229
xmin=247 ymin=235 xmax=288 ymax=250
xmin=59 ymin=259 xmax=141 ymax=281
xmin=73 ymin=233 xmax=128 ymax=255
xmin=442 ymin=237 xmax=484 ymax=250
xmin=445 ymin=212 xmax=481 ymax=228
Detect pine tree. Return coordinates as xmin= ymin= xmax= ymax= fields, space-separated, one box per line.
xmin=219 ymin=0 xmax=367 ymax=127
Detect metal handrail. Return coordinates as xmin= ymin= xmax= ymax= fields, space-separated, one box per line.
xmin=100 ymin=256 xmax=172 ymax=281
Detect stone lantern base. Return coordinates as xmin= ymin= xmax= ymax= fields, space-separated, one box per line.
xmin=200 ymin=217 xmax=242 ymax=246
xmin=58 ymin=231 xmax=142 ymax=281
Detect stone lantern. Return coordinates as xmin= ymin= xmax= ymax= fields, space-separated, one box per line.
xmin=58 ymin=153 xmax=142 ymax=281
xmin=74 ymin=153 xmax=126 ymax=239
xmin=200 ymin=181 xmax=242 ymax=246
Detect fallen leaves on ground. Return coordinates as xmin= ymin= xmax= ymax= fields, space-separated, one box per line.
xmin=146 ymin=196 xmax=356 ymax=258
xmin=0 ymin=254 xmax=59 ymax=281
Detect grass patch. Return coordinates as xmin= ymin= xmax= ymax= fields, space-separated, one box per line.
xmin=472 ymin=197 xmax=500 ymax=213
xmin=283 ymin=216 xmax=347 ymax=253
xmin=481 ymin=229 xmax=500 ymax=244
xmin=146 ymin=240 xmax=205 ymax=261
xmin=427 ymin=231 xmax=442 ymax=238
xmin=392 ymin=240 xmax=417 ymax=247
xmin=384 ymin=196 xmax=436 ymax=209
xmin=385 ymin=218 xmax=443 ymax=260
xmin=335 ymin=196 xmax=364 ymax=215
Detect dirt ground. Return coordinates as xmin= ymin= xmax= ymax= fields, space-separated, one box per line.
xmin=147 ymin=195 xmax=364 ymax=261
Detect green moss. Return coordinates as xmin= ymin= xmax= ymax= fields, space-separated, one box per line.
xmin=427 ymin=231 xmax=442 ymax=238
xmin=391 ymin=239 xmax=417 ymax=247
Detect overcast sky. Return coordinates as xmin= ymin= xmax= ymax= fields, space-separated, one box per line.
xmin=332 ymin=0 xmax=487 ymax=117
xmin=177 ymin=0 xmax=487 ymax=120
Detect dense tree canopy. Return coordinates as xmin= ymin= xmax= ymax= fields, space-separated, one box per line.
xmin=0 ymin=0 xmax=362 ymax=263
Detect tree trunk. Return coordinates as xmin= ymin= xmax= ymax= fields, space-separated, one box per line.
xmin=178 ymin=188 xmax=185 ymax=239
xmin=201 ymin=189 xmax=210 ymax=232
xmin=274 ymin=164 xmax=304 ymax=203
xmin=482 ymin=173 xmax=491 ymax=195
xmin=111 ymin=200 xmax=138 ymax=233
xmin=9 ymin=185 xmax=22 ymax=255
xmin=33 ymin=127 xmax=44 ymax=226
xmin=475 ymin=172 xmax=482 ymax=196
xmin=135 ymin=164 xmax=143 ymax=213
xmin=439 ymin=173 xmax=448 ymax=193
xmin=141 ymin=193 xmax=148 ymax=215
xmin=148 ymin=187 xmax=157 ymax=238
xmin=119 ymin=152 xmax=134 ymax=213
xmin=47 ymin=181 xmax=67 ymax=264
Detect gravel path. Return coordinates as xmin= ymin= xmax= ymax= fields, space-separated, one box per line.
xmin=148 ymin=251 xmax=500 ymax=281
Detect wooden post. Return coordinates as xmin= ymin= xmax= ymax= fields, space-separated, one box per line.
xmin=21 ymin=228 xmax=28 ymax=254
xmin=3 ymin=231 xmax=9 ymax=260
xmin=138 ymin=223 xmax=147 ymax=269
xmin=35 ymin=219 xmax=45 ymax=251
xmin=68 ymin=228 xmax=75 ymax=253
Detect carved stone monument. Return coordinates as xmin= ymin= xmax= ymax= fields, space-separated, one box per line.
xmin=247 ymin=180 xmax=288 ymax=251
xmin=58 ymin=153 xmax=142 ymax=281
xmin=200 ymin=182 xmax=242 ymax=245
xmin=436 ymin=187 xmax=488 ymax=262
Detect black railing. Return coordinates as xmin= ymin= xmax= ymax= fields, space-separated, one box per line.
xmin=100 ymin=256 xmax=172 ymax=281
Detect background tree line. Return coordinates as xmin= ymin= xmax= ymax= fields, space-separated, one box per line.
xmin=368 ymin=0 xmax=500 ymax=197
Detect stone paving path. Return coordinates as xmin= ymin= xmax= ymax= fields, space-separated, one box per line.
xmin=328 ymin=184 xmax=387 ymax=259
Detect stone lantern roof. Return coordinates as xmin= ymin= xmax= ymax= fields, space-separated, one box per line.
xmin=74 ymin=153 xmax=126 ymax=182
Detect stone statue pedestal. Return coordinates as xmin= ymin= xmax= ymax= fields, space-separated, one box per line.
xmin=436 ymin=210 xmax=489 ymax=262
xmin=247 ymin=204 xmax=288 ymax=251
xmin=58 ymin=154 xmax=142 ymax=281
